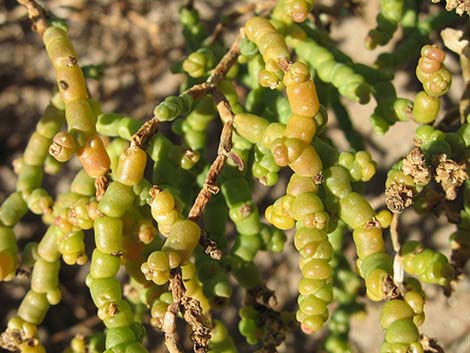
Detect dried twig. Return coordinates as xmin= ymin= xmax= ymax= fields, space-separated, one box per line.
xmin=181 ymin=296 xmax=211 ymax=353
xmin=421 ymin=334 xmax=446 ymax=353
xmin=187 ymin=90 xmax=236 ymax=257
xmin=184 ymin=32 xmax=241 ymax=100
xmin=156 ymin=125 xmax=229 ymax=347
xmin=95 ymin=175 xmax=110 ymax=201
xmin=131 ymin=117 xmax=161 ymax=149
xmin=390 ymin=213 xmax=405 ymax=287
xmin=164 ymin=268 xmax=211 ymax=353
xmin=130 ymin=32 xmax=241 ymax=149
xmin=16 ymin=0 xmax=49 ymax=36
xmin=140 ymin=26 xmax=243 ymax=353
xmin=188 ymin=90 xmax=234 ymax=221
xmin=199 ymin=230 xmax=223 ymax=260
xmin=163 ymin=269 xmax=186 ymax=353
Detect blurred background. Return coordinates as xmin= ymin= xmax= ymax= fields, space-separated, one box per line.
xmin=1 ymin=0 xmax=469 ymax=352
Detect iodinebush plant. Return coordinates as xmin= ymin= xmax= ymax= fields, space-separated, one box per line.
xmin=1 ymin=1 xmax=469 ymax=353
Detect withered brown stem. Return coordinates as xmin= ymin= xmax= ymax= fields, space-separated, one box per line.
xmin=187 ymin=90 xmax=235 ymax=258
xmin=421 ymin=334 xmax=446 ymax=353
xmin=95 ymin=175 xmax=110 ymax=201
xmin=184 ymin=33 xmax=241 ymax=101
xmin=199 ymin=231 xmax=223 ymax=260
xmin=163 ymin=268 xmax=186 ymax=353
xmin=16 ymin=0 xmax=49 ymax=37
xmin=165 ymin=268 xmax=211 ymax=353
xmin=181 ymin=296 xmax=211 ymax=353
xmin=188 ymin=90 xmax=234 ymax=222
xmin=244 ymin=289 xmax=287 ymax=353
xmin=131 ymin=31 xmax=241 ymax=150
xmin=131 ymin=117 xmax=161 ymax=149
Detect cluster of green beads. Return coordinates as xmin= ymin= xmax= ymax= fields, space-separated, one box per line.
xmin=322 ymin=160 xmax=392 ymax=302
xmin=289 ymin=178 xmax=334 ymax=334
xmin=0 ymin=97 xmax=65 ymax=282
xmin=87 ymin=177 xmax=148 ymax=353
xmin=401 ymin=241 xmax=454 ymax=286
xmin=239 ymin=16 xmax=337 ymax=336
xmin=322 ymin=224 xmax=363 ymax=353
xmin=413 ymin=45 xmax=451 ymax=124
xmin=380 ymin=282 xmax=426 ymax=353
xmin=44 ymin=26 xmax=110 ymax=178
xmin=295 ymin=38 xmax=371 ymax=104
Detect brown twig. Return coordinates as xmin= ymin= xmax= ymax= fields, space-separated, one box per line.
xmin=141 ymin=30 xmax=243 ymax=353
xmin=157 ymin=25 xmax=259 ymax=352
xmin=181 ymin=296 xmax=211 ymax=353
xmin=245 ymin=289 xmax=287 ymax=353
xmin=131 ymin=31 xmax=241 ymax=148
xmin=163 ymin=269 xmax=186 ymax=353
xmin=95 ymin=175 xmax=110 ymax=201
xmin=131 ymin=117 xmax=161 ymax=149
xmin=421 ymin=334 xmax=446 ymax=353
xmin=187 ymin=90 xmax=236 ymax=258
xmin=16 ymin=0 xmax=49 ymax=37
xmin=199 ymin=230 xmax=223 ymax=260
xmin=164 ymin=268 xmax=211 ymax=353
xmin=208 ymin=32 xmax=241 ymax=85
xmin=184 ymin=32 xmax=241 ymax=101
xmin=188 ymin=90 xmax=234 ymax=221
